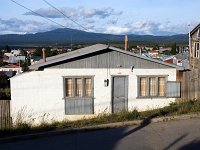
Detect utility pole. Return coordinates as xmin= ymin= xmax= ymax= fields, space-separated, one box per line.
xmin=188 ymin=24 xmax=193 ymax=69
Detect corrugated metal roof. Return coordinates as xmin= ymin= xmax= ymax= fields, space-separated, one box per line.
xmin=29 ymin=43 xmax=184 ymax=70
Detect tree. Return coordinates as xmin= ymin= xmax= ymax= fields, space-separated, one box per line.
xmin=0 ymin=72 xmax=9 ymax=88
xmin=153 ymin=44 xmax=159 ymax=50
xmin=32 ymin=47 xmax=59 ymax=57
xmin=170 ymin=43 xmax=177 ymax=55
xmin=0 ymin=72 xmax=10 ymax=100
xmin=5 ymin=45 xmax=11 ymax=53
xmin=33 ymin=47 xmax=42 ymax=56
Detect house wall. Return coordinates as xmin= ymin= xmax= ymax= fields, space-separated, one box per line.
xmin=191 ymin=29 xmax=200 ymax=56
xmin=190 ymin=30 xmax=200 ymax=69
xmin=10 ymin=68 xmax=177 ymax=123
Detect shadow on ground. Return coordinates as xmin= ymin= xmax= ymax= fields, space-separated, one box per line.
xmin=0 ymin=115 xmax=156 ymax=150
xmin=179 ymin=139 xmax=200 ymax=150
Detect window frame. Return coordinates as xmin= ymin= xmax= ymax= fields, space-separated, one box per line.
xmin=137 ymin=75 xmax=167 ymax=98
xmin=63 ymin=76 xmax=94 ymax=99
xmin=194 ymin=42 xmax=200 ymax=58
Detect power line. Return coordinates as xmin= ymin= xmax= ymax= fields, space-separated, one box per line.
xmin=43 ymin=0 xmax=88 ymax=31
xmin=10 ymin=0 xmax=66 ymax=28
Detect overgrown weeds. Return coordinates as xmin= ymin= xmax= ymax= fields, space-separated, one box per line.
xmin=1 ymin=99 xmax=200 ymax=137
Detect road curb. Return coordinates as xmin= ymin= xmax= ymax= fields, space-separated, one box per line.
xmin=0 ymin=113 xmax=200 ymax=144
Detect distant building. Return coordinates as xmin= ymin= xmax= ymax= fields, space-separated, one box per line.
xmin=159 ymin=48 xmax=171 ymax=54
xmin=189 ymin=23 xmax=200 ymax=68
xmin=148 ymin=50 xmax=159 ymax=58
xmin=4 ymin=49 xmax=26 ymax=64
xmin=163 ymin=52 xmax=189 ymax=70
xmin=0 ymin=64 xmax=22 ymax=77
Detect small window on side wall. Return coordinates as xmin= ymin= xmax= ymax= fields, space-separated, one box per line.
xmin=166 ymin=81 xmax=181 ymax=98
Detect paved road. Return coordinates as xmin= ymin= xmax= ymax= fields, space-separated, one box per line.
xmin=1 ymin=118 xmax=200 ymax=150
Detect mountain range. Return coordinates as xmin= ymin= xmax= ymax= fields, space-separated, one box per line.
xmin=0 ymin=28 xmax=188 ymax=46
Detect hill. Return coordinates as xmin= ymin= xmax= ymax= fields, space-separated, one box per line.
xmin=0 ymin=28 xmax=188 ymax=46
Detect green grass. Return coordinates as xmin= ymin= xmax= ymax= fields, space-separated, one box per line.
xmin=1 ymin=100 xmax=200 ymax=137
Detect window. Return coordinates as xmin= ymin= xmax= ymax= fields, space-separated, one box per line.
xmin=140 ymin=77 xmax=147 ymax=96
xmin=66 ymin=78 xmax=73 ymax=97
xmin=166 ymin=81 xmax=181 ymax=98
xmin=197 ymin=29 xmax=200 ymax=39
xmin=64 ymin=77 xmax=93 ymax=98
xmin=138 ymin=76 xmax=181 ymax=98
xmin=84 ymin=78 xmax=92 ymax=97
xmin=149 ymin=77 xmax=156 ymax=96
xmin=75 ymin=78 xmax=82 ymax=97
xmin=194 ymin=42 xmax=200 ymax=58
xmin=138 ymin=76 xmax=166 ymax=97
xmin=64 ymin=76 xmax=94 ymax=115
xmin=158 ymin=77 xmax=165 ymax=96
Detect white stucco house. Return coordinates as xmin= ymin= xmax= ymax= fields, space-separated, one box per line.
xmin=10 ymin=44 xmax=185 ymax=123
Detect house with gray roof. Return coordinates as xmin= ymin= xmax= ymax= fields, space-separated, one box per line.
xmin=10 ymin=44 xmax=185 ymax=123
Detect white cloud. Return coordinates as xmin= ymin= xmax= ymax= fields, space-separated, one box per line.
xmin=24 ymin=7 xmax=122 ymax=19
xmin=104 ymin=21 xmax=190 ymax=35
xmin=0 ymin=18 xmax=58 ymax=34
xmin=107 ymin=18 xmax=118 ymax=25
xmin=0 ymin=17 xmax=194 ymax=36
xmin=104 ymin=26 xmax=130 ymax=34
xmin=79 ymin=7 xmax=122 ymax=19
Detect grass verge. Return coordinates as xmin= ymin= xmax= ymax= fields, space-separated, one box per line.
xmin=1 ymin=100 xmax=200 ymax=137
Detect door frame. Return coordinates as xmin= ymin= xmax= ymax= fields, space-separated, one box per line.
xmin=111 ymin=75 xmax=128 ymax=113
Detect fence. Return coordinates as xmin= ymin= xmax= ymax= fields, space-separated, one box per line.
xmin=179 ymin=69 xmax=200 ymax=100
xmin=0 ymin=100 xmax=12 ymax=129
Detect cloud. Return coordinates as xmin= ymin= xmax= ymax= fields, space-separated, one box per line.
xmin=0 ymin=18 xmax=58 ymax=34
xmin=0 ymin=17 xmax=192 ymax=36
xmin=79 ymin=7 xmax=122 ymax=19
xmin=23 ymin=6 xmax=123 ymax=32
xmin=24 ymin=7 xmax=122 ymax=20
xmin=104 ymin=26 xmax=130 ymax=34
xmin=104 ymin=21 xmax=189 ymax=35
xmin=24 ymin=8 xmax=77 ymax=18
xmin=107 ymin=18 xmax=118 ymax=25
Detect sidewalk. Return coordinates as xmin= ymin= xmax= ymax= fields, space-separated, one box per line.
xmin=0 ymin=113 xmax=200 ymax=144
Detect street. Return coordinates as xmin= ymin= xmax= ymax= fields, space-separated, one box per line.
xmin=1 ymin=118 xmax=200 ymax=150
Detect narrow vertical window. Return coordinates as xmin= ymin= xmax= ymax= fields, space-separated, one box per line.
xmin=158 ymin=77 xmax=165 ymax=96
xmin=75 ymin=78 xmax=82 ymax=97
xmin=195 ymin=43 xmax=198 ymax=58
xmin=140 ymin=77 xmax=147 ymax=96
xmin=149 ymin=77 xmax=156 ymax=96
xmin=66 ymin=78 xmax=73 ymax=97
xmin=84 ymin=78 xmax=92 ymax=97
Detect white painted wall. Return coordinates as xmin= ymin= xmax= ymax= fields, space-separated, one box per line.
xmin=10 ymin=68 xmax=177 ymax=123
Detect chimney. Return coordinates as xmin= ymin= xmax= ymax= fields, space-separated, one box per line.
xmin=42 ymin=48 xmax=46 ymax=63
xmin=125 ymin=35 xmax=128 ymax=50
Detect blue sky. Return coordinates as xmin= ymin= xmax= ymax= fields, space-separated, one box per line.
xmin=0 ymin=0 xmax=199 ymax=35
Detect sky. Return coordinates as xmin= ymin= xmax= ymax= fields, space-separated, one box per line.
xmin=0 ymin=0 xmax=200 ymax=36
